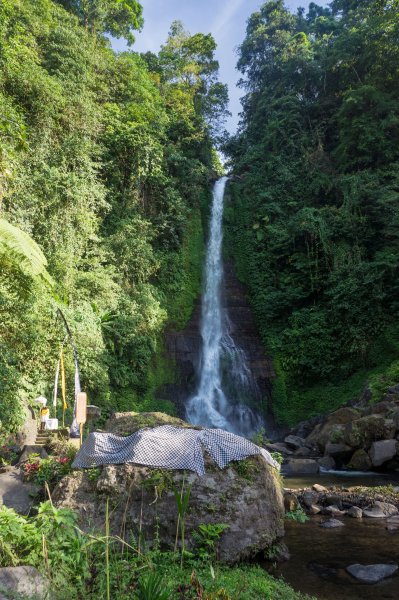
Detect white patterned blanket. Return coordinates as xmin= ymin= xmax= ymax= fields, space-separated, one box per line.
xmin=72 ymin=425 xmax=279 ymax=476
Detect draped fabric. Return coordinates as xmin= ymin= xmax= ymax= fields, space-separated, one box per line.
xmin=72 ymin=425 xmax=279 ymax=476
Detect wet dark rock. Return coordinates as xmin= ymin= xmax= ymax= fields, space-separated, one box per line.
xmin=369 ymin=439 xmax=397 ymax=467
xmin=265 ymin=442 xmax=294 ymax=456
xmin=284 ymin=435 xmax=305 ymax=449
xmin=293 ymin=447 xmax=312 ymax=458
xmin=347 ymin=449 xmax=372 ymax=471
xmin=302 ymin=490 xmax=319 ymax=508
xmin=347 ymin=506 xmax=363 ymax=519
xmin=317 ymin=456 xmax=336 ymax=470
xmin=324 ymin=443 xmax=353 ymax=462
xmin=344 ymin=415 xmax=396 ymax=449
xmin=284 ymin=492 xmax=299 ymax=512
xmin=319 ymin=518 xmax=344 ymax=528
xmin=346 ymin=563 xmax=398 ymax=584
xmin=284 ymin=459 xmax=319 ymax=475
xmin=363 ymin=501 xmax=398 ymax=518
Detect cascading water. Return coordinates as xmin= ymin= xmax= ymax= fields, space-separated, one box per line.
xmin=186 ymin=177 xmax=263 ymax=437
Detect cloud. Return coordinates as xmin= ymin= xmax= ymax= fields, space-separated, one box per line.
xmin=210 ymin=0 xmax=247 ymax=36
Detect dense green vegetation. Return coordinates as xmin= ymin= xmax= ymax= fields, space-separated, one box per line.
xmin=225 ymin=0 xmax=399 ymax=424
xmin=0 ymin=500 xmax=315 ymax=600
xmin=0 ymin=0 xmax=227 ymax=432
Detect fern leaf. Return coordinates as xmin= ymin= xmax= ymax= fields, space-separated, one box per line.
xmin=0 ymin=218 xmax=54 ymax=286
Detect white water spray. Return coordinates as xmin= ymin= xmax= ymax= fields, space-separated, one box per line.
xmin=186 ymin=177 xmax=263 ymax=436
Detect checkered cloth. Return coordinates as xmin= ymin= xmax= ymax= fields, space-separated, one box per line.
xmin=72 ymin=425 xmax=279 ymax=476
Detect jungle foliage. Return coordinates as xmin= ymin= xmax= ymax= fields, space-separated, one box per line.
xmin=225 ymin=0 xmax=399 ymax=424
xmin=0 ymin=0 xmax=228 ymax=432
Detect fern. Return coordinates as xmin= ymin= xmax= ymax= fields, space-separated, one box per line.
xmin=0 ymin=218 xmax=54 ymax=286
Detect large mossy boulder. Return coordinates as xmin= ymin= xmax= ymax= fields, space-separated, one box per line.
xmin=53 ymin=412 xmax=284 ymax=564
xmin=343 ymin=415 xmax=396 ymax=449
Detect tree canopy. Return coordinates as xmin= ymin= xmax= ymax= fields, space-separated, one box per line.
xmin=225 ymin=0 xmax=399 ymax=424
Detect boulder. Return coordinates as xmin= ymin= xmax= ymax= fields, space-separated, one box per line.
xmin=312 ymin=484 xmax=328 ymax=492
xmin=324 ymin=443 xmax=353 ymax=462
xmin=319 ymin=518 xmax=344 ymax=528
xmin=293 ymin=447 xmax=312 ymax=458
xmin=265 ymin=443 xmax=294 ymax=456
xmin=324 ymin=505 xmax=346 ymax=517
xmin=302 ymin=490 xmax=319 ymax=508
xmin=306 ymin=408 xmax=359 ymax=450
xmin=363 ymin=501 xmax=398 ymax=518
xmin=18 ymin=445 xmax=48 ymax=464
xmin=284 ymin=435 xmax=305 ymax=450
xmin=317 ymin=456 xmax=336 ymax=470
xmin=347 ymin=449 xmax=372 ymax=471
xmin=347 ymin=506 xmax=363 ymax=519
xmin=346 ymin=563 xmax=398 ymax=584
xmin=53 ymin=413 xmax=284 ymax=564
xmin=284 ymin=459 xmax=319 ymax=475
xmin=309 ymin=505 xmax=322 ymax=515
xmin=369 ymin=439 xmax=397 ymax=467
xmin=0 ymin=566 xmax=47 ymax=599
xmin=284 ymin=492 xmax=299 ymax=512
xmin=344 ymin=415 xmax=396 ymax=449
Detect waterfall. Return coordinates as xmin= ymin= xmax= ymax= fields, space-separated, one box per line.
xmin=186 ymin=177 xmax=263 ymax=437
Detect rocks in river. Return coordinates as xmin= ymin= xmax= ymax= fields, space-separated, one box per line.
xmin=0 ymin=566 xmax=48 ymax=599
xmin=53 ymin=411 xmax=285 ymax=564
xmin=369 ymin=439 xmax=398 ymax=467
xmin=347 ymin=506 xmax=363 ymax=519
xmin=284 ymin=435 xmax=306 ymax=450
xmin=347 ymin=449 xmax=372 ymax=471
xmin=324 ymin=505 xmax=346 ymax=517
xmin=312 ymin=484 xmax=328 ymax=493
xmin=309 ymin=504 xmax=322 ymax=515
xmin=317 ymin=456 xmax=336 ymax=470
xmin=319 ymin=518 xmax=344 ymax=528
xmin=302 ymin=490 xmax=319 ymax=508
xmin=265 ymin=442 xmax=294 ymax=456
xmin=346 ymin=563 xmax=398 ymax=584
xmin=284 ymin=492 xmax=299 ymax=512
xmin=284 ymin=459 xmax=320 ymax=475
xmin=324 ymin=443 xmax=353 ymax=462
xmin=363 ymin=501 xmax=398 ymax=518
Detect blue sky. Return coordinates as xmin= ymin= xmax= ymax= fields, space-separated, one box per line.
xmin=112 ymin=1 xmax=330 ymax=133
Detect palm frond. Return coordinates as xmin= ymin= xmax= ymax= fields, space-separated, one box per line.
xmin=0 ymin=218 xmax=54 ymax=286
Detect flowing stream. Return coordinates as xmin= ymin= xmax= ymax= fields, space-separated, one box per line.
xmin=186 ymin=177 xmax=263 ymax=436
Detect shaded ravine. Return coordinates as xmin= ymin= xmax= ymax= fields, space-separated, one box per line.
xmin=185 ymin=177 xmax=265 ymax=437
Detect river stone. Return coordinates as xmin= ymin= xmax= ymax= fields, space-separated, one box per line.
xmin=284 ymin=435 xmax=305 ymax=450
xmin=265 ymin=443 xmax=294 ymax=456
xmin=0 ymin=566 xmax=48 ymax=599
xmin=324 ymin=443 xmax=353 ymax=462
xmin=284 ymin=492 xmax=299 ymax=512
xmin=347 ymin=506 xmax=363 ymax=519
xmin=369 ymin=439 xmax=397 ymax=467
xmin=344 ymin=415 xmax=396 ymax=449
xmin=363 ymin=501 xmax=398 ymax=518
xmin=347 ymin=449 xmax=372 ymax=471
xmin=302 ymin=490 xmax=319 ymax=508
xmin=312 ymin=484 xmax=328 ymax=492
xmin=306 ymin=408 xmax=360 ymax=450
xmin=319 ymin=518 xmax=344 ymax=528
xmin=309 ymin=504 xmax=322 ymax=515
xmin=346 ymin=563 xmax=398 ymax=584
xmin=53 ymin=413 xmax=284 ymax=564
xmin=284 ymin=459 xmax=319 ymax=475
xmin=317 ymin=456 xmax=336 ymax=470
xmin=324 ymin=505 xmax=346 ymax=517
xmin=294 ymin=447 xmax=312 ymax=458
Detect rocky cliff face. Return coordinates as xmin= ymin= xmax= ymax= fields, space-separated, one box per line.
xmin=160 ymin=261 xmax=276 ymax=431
